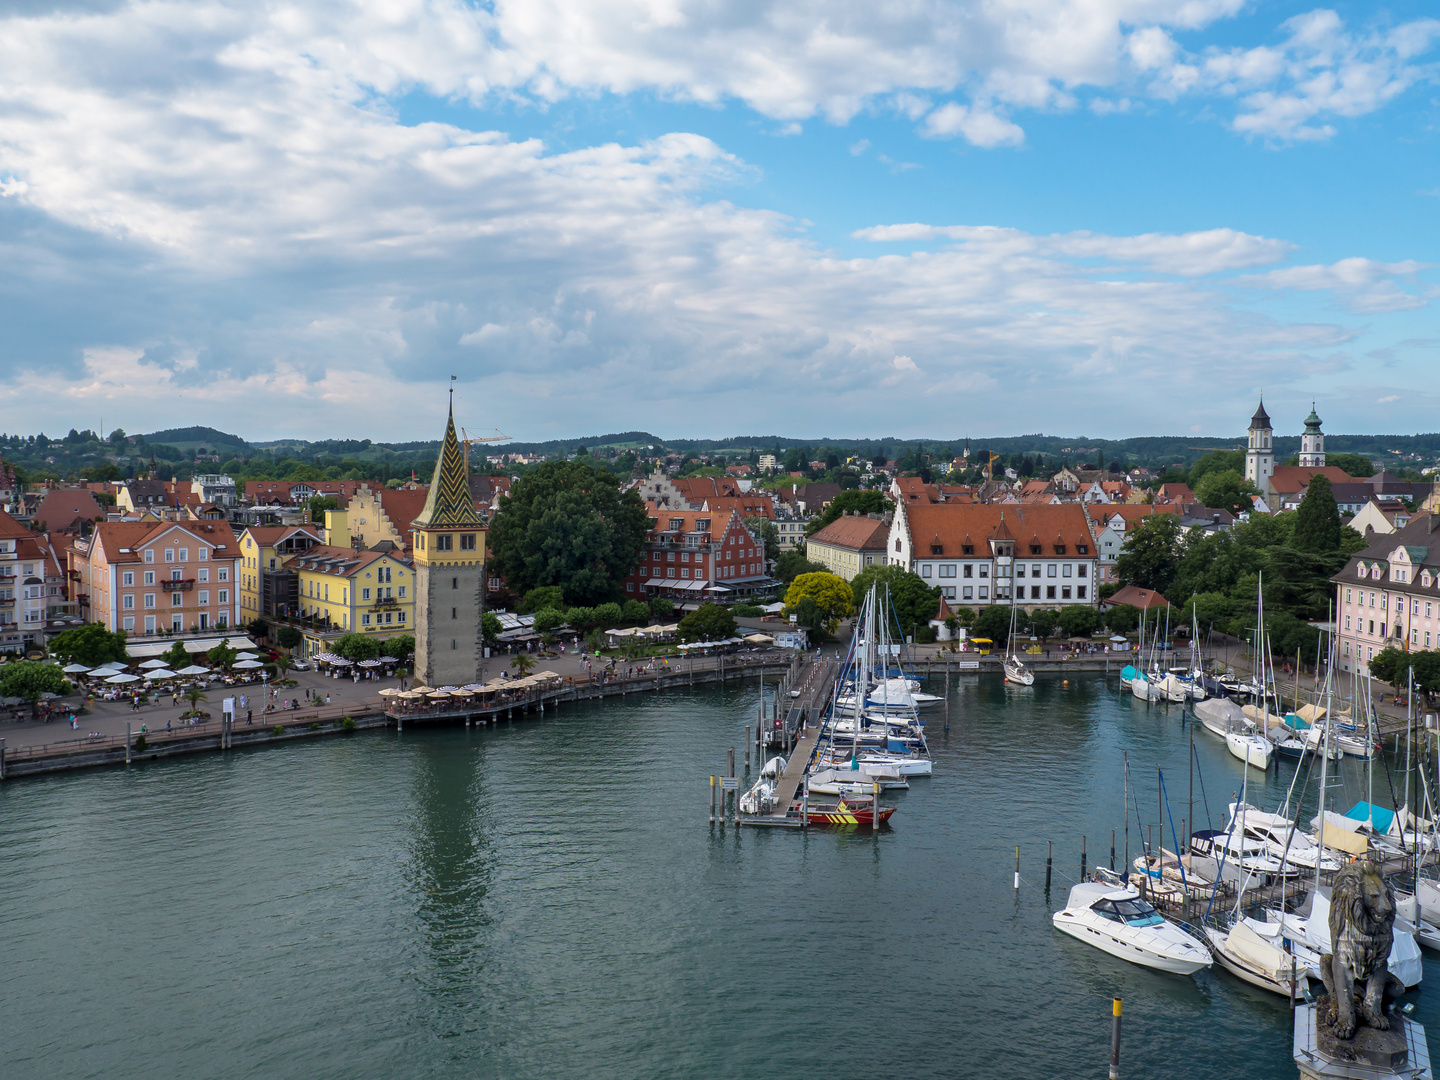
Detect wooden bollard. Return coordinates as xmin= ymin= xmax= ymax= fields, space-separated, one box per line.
xmin=125 ymin=722 xmax=131 ymax=765
xmin=1111 ymin=829 xmax=1116 ymax=872
xmin=744 ymin=727 xmax=751 ymax=772
xmin=1014 ymin=845 xmax=1020 ymax=891
xmin=1046 ymin=840 xmax=1052 ymax=891
xmin=872 ymin=781 xmax=880 ymax=833
xmin=709 ymin=775 xmax=716 ymax=823
xmin=1081 ymin=835 xmax=1087 ymax=879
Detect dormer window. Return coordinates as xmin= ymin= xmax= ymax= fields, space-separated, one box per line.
xmin=1358 ymin=564 xmax=1368 ymax=579
xmin=669 ymin=518 xmax=683 ymax=532
xmin=930 ymin=544 xmax=943 ymax=556
xmin=962 ymin=544 xmax=974 ymax=555
xmin=1054 ymin=544 xmax=1066 ymax=555
xmin=1077 ymin=544 xmax=1088 ymax=555
xmin=1030 ymin=544 xmax=1041 ymax=555
xmin=1424 ymin=571 xmax=1433 ymax=588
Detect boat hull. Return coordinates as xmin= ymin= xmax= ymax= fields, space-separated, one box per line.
xmin=1052 ymin=915 xmax=1210 ymax=975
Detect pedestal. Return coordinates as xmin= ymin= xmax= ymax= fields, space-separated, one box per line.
xmin=1294 ymin=1003 xmax=1431 ymax=1079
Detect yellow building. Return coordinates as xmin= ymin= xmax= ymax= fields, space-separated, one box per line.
xmin=282 ymin=545 xmax=415 ymax=658
xmin=236 ymin=525 xmax=324 ymax=620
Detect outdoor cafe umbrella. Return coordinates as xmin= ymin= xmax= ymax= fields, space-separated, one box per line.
xmin=1109 ymin=635 xmax=1128 ymax=643
xmin=427 ymin=691 xmax=451 ymax=699
xmin=235 ymin=652 xmax=260 ymax=661
xmin=105 ymin=673 xmax=141 ymax=684
xmin=139 ymin=658 xmax=170 ymax=669
xmin=177 ymin=665 xmax=211 ymax=675
xmin=377 ymin=687 xmax=402 ymax=697
xmin=329 ymin=657 xmax=353 ymax=667
xmin=233 ymin=659 xmax=264 ymax=669
xmin=89 ymin=664 xmax=125 ymax=674
xmin=397 ymin=691 xmax=424 ymax=700
xmin=358 ymin=659 xmax=382 ymax=668
xmin=146 ymin=669 xmax=179 ymax=680
xmin=377 ymin=656 xmax=399 ymax=663
xmin=62 ymin=663 xmax=90 ymax=674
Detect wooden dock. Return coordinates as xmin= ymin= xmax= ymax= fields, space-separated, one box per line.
xmin=763 ymin=722 xmax=824 ymax=824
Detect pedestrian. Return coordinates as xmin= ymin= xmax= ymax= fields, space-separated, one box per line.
xmin=325 ymin=693 xmax=331 ymax=705
xmin=247 ymin=709 xmax=253 ymax=725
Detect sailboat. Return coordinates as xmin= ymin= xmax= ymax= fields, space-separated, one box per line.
xmin=1003 ymin=603 xmax=1034 ymax=686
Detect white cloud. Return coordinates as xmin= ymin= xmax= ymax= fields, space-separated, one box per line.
xmin=920 ymin=103 xmax=1025 ymax=147
xmin=1238 ymin=258 xmax=1432 ymax=312
xmin=0 ymin=0 xmax=1432 ymax=440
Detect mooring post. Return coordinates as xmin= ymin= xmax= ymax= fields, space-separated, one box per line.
xmin=0 ymin=737 xmax=6 ymax=781
xmin=1081 ymin=835 xmax=1087 ymax=879
xmin=872 ymin=781 xmax=880 ymax=833
xmin=1111 ymin=829 xmax=1116 ymax=872
xmin=125 ymin=722 xmax=131 ymax=765
xmin=709 ymin=775 xmax=716 ymax=823
xmin=1109 ymin=998 xmax=1122 ymax=1080
xmin=727 ymin=748 xmax=735 ymax=821
xmin=1046 ymin=840 xmax=1052 ymax=891
xmin=1014 ymin=845 xmax=1020 ymax=891
xmin=744 ymin=727 xmax=751 ymax=772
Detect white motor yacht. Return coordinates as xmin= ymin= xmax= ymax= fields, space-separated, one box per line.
xmin=1225 ymin=803 xmax=1344 ymax=874
xmin=1190 ymin=829 xmax=1293 ymax=880
xmin=1052 ymin=883 xmax=1211 ymax=975
xmin=816 ymin=749 xmax=933 ymax=777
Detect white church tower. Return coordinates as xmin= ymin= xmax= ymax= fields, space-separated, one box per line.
xmin=1298 ymin=404 xmax=1326 ymax=467
xmin=1244 ymin=398 xmax=1274 ymax=491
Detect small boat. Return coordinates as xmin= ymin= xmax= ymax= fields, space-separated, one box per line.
xmin=1226 ymin=730 xmax=1273 ymax=770
xmin=739 ymin=776 xmax=778 ymax=816
xmin=1052 ymin=882 xmax=1211 ymax=975
xmin=1195 ymin=697 xmax=1247 ymax=740
xmin=1225 ymin=803 xmax=1343 ymax=874
xmin=1131 ymin=849 xmax=1219 ymax=898
xmin=816 ymin=750 xmax=932 ymax=777
xmin=805 ymin=768 xmax=909 ymax=795
xmin=792 ymin=794 xmax=896 ymax=826
xmin=1190 ymin=829 xmax=1293 ymax=880
xmin=1155 ymin=674 xmax=1189 ymax=703
xmin=1274 ymin=888 xmax=1423 ymax=989
xmin=1003 ymin=654 xmax=1034 ymax=686
xmin=1204 ymin=918 xmax=1314 ymax=997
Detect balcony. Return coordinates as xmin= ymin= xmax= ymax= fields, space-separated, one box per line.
xmin=162 ymin=579 xmax=195 ymax=592
xmin=373 ymin=596 xmax=400 ymax=609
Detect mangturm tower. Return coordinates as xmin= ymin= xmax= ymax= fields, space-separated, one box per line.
xmin=1244 ymin=397 xmax=1274 ymax=491
xmin=1299 ymin=403 xmax=1326 ymax=467
xmin=411 ymin=396 xmax=486 ymax=688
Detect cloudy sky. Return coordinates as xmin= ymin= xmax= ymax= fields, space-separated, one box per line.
xmin=1 ymin=0 xmax=1436 ymax=444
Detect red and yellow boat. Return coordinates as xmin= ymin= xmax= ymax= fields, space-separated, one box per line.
xmin=790 ymin=796 xmax=896 ymax=827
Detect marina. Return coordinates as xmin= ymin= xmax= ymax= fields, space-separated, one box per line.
xmin=6 ymin=667 xmax=1440 ymax=1078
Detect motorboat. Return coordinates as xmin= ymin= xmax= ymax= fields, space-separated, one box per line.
xmin=815 ymin=749 xmax=932 ymax=777
xmin=1190 ymin=829 xmax=1294 ymax=880
xmin=1052 ymin=882 xmax=1211 ymax=975
xmin=1224 ymin=803 xmax=1343 ymax=874
xmin=1204 ymin=917 xmax=1316 ymax=997
xmin=805 ymin=768 xmax=908 ymax=795
xmin=791 ymin=793 xmax=896 ymax=827
xmin=1226 ymin=730 xmax=1273 ymax=770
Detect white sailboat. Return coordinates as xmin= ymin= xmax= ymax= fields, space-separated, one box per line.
xmin=1003 ymin=603 xmax=1034 ymax=686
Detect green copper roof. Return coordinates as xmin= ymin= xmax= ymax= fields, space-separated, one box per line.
xmin=1404 ymin=545 xmax=1429 ymax=564
xmin=1303 ymin=404 xmax=1323 ymax=434
xmin=412 ymin=403 xmax=482 ymax=528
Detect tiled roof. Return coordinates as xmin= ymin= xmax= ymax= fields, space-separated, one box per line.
xmin=1086 ymin=504 xmax=1180 ymax=526
xmin=32 ymin=488 xmax=104 ymax=533
xmin=901 ymin=503 xmax=1095 ymax=556
xmin=1267 ymin=466 xmax=1356 ymax=494
xmin=88 ymin=519 xmax=239 ymax=563
xmin=1333 ymin=514 xmax=1440 ymax=588
xmin=1106 ymin=585 xmax=1170 ymax=609
xmin=413 ymin=404 xmax=483 ymax=527
xmin=807 ymin=515 xmax=889 ymax=551
xmin=284 ymin=544 xmax=406 ymax=577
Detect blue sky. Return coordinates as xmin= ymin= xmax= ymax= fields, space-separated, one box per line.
xmin=1 ymin=0 xmax=1436 ymax=444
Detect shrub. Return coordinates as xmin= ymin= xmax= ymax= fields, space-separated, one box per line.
xmin=914 ymin=625 xmax=938 ymax=644
xmin=133 ymin=733 xmax=147 ymax=752
xmin=341 ymin=716 xmax=355 ymax=732
xmin=731 ymin=604 xmax=764 ymax=618
xmin=309 ymin=722 xmax=320 ymax=730
xmin=273 ymin=725 xmax=285 ymax=736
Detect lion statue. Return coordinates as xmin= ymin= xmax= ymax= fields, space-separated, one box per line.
xmin=1319 ymin=861 xmax=1406 ymax=1040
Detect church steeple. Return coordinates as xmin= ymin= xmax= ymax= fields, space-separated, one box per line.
xmin=413 ymin=397 xmax=481 ymax=528
xmin=1244 ymin=395 xmax=1274 ymax=499
xmin=1299 ymin=401 xmax=1326 ymax=468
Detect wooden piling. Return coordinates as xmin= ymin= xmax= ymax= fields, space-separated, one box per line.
xmin=1046 ymin=840 xmax=1052 ymax=891
xmin=745 ymin=727 xmax=751 ymax=772
xmin=1081 ymin=835 xmax=1087 ymax=879
xmin=709 ymin=775 xmax=716 ymax=823
xmin=1111 ymin=829 xmax=1116 ymax=872
xmin=872 ymin=781 xmax=880 ymax=833
xmin=1014 ymin=845 xmax=1020 ymax=891
xmin=125 ymin=722 xmax=131 ymax=764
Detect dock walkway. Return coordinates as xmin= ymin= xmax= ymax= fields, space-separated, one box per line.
xmin=767 ymin=722 xmax=824 ymax=821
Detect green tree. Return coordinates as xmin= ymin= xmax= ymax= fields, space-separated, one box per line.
xmin=206 ymin=637 xmax=238 ymax=670
xmin=532 ymin=608 xmax=565 ymax=635
xmin=274 ymin=625 xmax=303 ymax=651
xmin=246 ymin=617 xmax=271 ymax=640
xmin=775 ymin=549 xmax=825 ymax=584
xmin=307 ymin=495 xmax=340 ymax=524
xmin=1188 ymin=449 xmax=1247 ymax=489
xmin=1292 ymin=474 xmax=1342 ymax=553
xmin=1055 ymin=604 xmax=1101 ymax=638
xmin=331 ymin=632 xmax=380 ymax=661
xmin=971 ymin=604 xmax=1016 ymax=644
xmin=950 ymin=606 xmax=976 ymax=628
xmin=804 ymin=490 xmax=893 ymax=536
xmin=745 ymin=517 xmax=780 ymax=562
xmin=380 ymin=634 xmax=414 ymax=659
xmin=593 ymin=602 xmax=624 ymax=627
xmin=162 ymin=640 xmax=192 ymax=670
xmin=1193 ymin=469 xmax=1258 ymax=517
xmin=1104 ymin=604 xmax=1141 ymax=634
xmin=783 ymin=572 xmax=855 ymax=635
xmin=1326 ymin=452 xmax=1376 ymax=479
xmin=519 ymin=585 xmax=565 ymax=614
xmin=621 ymin=599 xmax=651 ymax=624
xmin=1114 ymin=514 xmax=1183 ymax=595
xmin=182 ymin=686 xmax=210 ymax=717
xmin=481 ymin=611 xmax=503 ymax=645
xmin=565 ymin=606 xmax=597 ymax=629
xmin=511 ymin=653 xmax=536 ymax=676
xmin=47 ymin=622 xmax=127 ymax=667
xmin=848 ymin=565 xmax=940 ymax=638
xmin=0 ymin=662 xmax=71 ymax=713
xmin=649 ymin=596 xmax=674 ymax=620
xmin=678 ymin=603 xmax=738 ymax=643
xmin=487 ymin=460 xmax=649 ymax=606
xmin=1027 ymin=607 xmax=1058 ymax=640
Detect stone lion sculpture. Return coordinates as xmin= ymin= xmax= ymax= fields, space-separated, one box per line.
xmin=1319 ymin=861 xmax=1405 ymax=1040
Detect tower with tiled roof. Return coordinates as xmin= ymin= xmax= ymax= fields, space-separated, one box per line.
xmin=1299 ymin=403 xmax=1326 ymax=468
xmin=1244 ymin=397 xmax=1274 ymax=494
xmin=411 ymin=396 xmax=487 ymax=687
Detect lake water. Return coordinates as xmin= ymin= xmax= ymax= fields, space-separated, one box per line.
xmin=2 ymin=673 xmax=1435 ymax=1079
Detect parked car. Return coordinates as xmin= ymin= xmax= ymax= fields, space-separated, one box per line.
xmin=290 ymin=661 xmax=310 ymax=671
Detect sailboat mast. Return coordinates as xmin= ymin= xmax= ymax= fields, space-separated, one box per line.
xmin=1123 ymin=751 xmax=1130 ymax=870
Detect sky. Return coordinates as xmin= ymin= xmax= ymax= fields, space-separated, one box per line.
xmin=0 ymin=0 xmax=1437 ymax=445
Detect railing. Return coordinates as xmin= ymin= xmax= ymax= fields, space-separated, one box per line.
xmin=161 ymin=579 xmax=195 ymax=592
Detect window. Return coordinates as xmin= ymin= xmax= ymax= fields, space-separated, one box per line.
xmin=198 ymin=568 xmax=209 ymax=583
xmin=435 ymin=534 xmax=452 ymax=551
xmin=460 ymin=534 xmax=476 ymax=551
xmin=452 ymin=577 xmax=458 ymax=589
xmin=1062 ymin=586 xmax=1072 ymax=600
xmin=1030 ymin=586 xmax=1041 ymax=599
xmin=963 ymin=564 xmax=973 ymax=578
xmin=1047 ymin=586 xmax=1056 ymax=599
xmin=198 ymin=548 xmax=207 ymax=561
xmin=144 ymin=549 xmax=154 ymax=563
xmin=165 ymin=547 xmax=174 ymax=562
xmin=978 ymin=586 xmax=988 ymax=599
xmin=681 ymin=568 xmax=690 ymax=578
xmin=398 ymin=611 xmax=406 ymax=624
xmin=123 ymin=594 xmax=134 ymax=609
xmin=1077 ymin=564 xmax=1088 ymax=578
xmin=921 ymin=564 xmax=932 ymax=578
xmin=122 ymin=616 xmax=134 ymax=631
xmin=1048 ymin=564 xmax=1057 ymax=577
xmin=1415 ymin=600 xmax=1422 ymax=616
xmin=171 ymin=568 xmax=182 ymax=581
xmin=144 ymin=594 xmax=155 ymax=609
xmin=940 ymin=565 xmax=956 ymax=578
xmin=681 ymin=552 xmax=690 ymax=563
xmin=171 ymin=592 xmax=182 ymax=607
xmin=979 ymin=566 xmax=988 ymax=578
xmin=1346 ymin=589 xmax=1352 ymax=603
xmin=962 ymin=586 xmax=973 ymax=600
xmin=944 ymin=587 xmax=955 ymax=599
xmin=627 ymin=582 xmax=634 ymax=592
xmin=362 ymin=614 xmax=371 ymax=626
xmin=122 ymin=571 xmax=134 ymax=586
xmin=362 ymin=588 xmax=371 ymax=600
xmin=179 ymin=548 xmax=188 ymax=563
xmin=1062 ymin=564 xmax=1072 ymax=578
xmin=198 ymin=591 xmax=209 ymax=605
xmin=1015 ymin=565 xmax=1025 ymax=578
xmin=218 ymin=568 xmax=227 ymax=582
xmin=144 ymin=616 xmax=155 ymax=633
xmin=452 ymin=607 xmax=457 ymax=619
xmin=218 ymin=590 xmax=227 ymax=604
xmin=1077 ymin=585 xmax=1087 ymax=599
xmin=1345 ymin=615 xmax=1351 ymax=630
xmin=398 ymin=586 xmax=406 ymax=598
xmin=1031 ymin=564 xmax=1040 ymax=577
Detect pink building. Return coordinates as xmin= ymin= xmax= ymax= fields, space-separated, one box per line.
xmin=68 ymin=520 xmax=241 ymax=637
xmin=1334 ymin=515 xmax=1440 ymax=674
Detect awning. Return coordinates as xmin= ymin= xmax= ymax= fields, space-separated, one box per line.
xmin=126 ymin=635 xmax=257 ymax=659
xmin=677 ymin=580 xmax=709 ymax=591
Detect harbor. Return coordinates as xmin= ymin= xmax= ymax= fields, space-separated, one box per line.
xmin=5 ymin=671 xmax=1438 ymax=1079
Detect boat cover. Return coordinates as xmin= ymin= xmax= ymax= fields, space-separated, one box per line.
xmin=1296 ymin=703 xmax=1327 ymax=723
xmin=1226 ymin=920 xmax=1288 ymax=982
xmin=1120 ymin=665 xmax=1137 ymax=681
xmin=1344 ymin=801 xmax=1396 ymax=834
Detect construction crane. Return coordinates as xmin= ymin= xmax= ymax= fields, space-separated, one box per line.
xmin=985 ymin=452 xmax=1001 ymax=480
xmin=460 ymin=427 xmax=512 ymax=474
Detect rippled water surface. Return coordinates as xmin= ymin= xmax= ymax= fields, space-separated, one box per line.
xmin=2 ymin=673 xmax=1435 ymax=1078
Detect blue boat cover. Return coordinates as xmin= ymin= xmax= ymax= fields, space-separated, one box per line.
xmin=1120 ymin=666 xmax=1137 ymax=681
xmin=1284 ymin=713 xmax=1310 ymax=730
xmin=887 ymin=738 xmax=909 ymax=753
xmin=1344 ymin=801 xmax=1395 ymax=834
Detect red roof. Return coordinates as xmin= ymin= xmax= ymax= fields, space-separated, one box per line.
xmin=807 ymin=515 xmax=889 ymax=551
xmin=1106 ymin=585 xmax=1170 ymax=610
xmin=1267 ymin=466 xmax=1356 ymax=494
xmin=900 ymin=503 xmax=1095 ymax=557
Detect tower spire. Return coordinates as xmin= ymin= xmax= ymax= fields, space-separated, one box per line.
xmin=413 ymin=397 xmax=481 ymax=528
